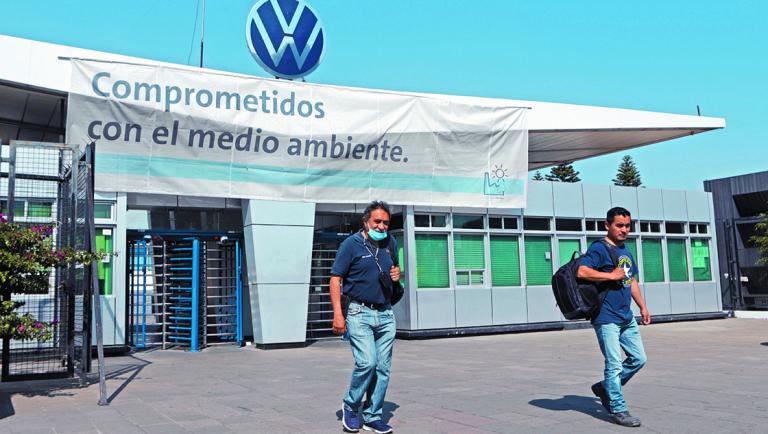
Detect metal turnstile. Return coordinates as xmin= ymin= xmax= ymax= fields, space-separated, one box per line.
xmin=128 ymin=235 xmax=243 ymax=351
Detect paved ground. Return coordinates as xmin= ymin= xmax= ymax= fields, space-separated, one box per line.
xmin=1 ymin=318 xmax=767 ymax=433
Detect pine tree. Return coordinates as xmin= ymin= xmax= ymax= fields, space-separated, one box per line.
xmin=545 ymin=162 xmax=581 ymax=183
xmin=613 ymin=155 xmax=642 ymax=187
xmin=532 ymin=170 xmax=544 ymax=181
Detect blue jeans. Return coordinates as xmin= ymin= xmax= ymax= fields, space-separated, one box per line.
xmin=593 ymin=318 xmax=647 ymax=413
xmin=343 ymin=302 xmax=396 ymax=423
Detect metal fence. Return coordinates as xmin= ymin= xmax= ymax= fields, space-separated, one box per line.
xmin=0 ymin=140 xmax=95 ymax=382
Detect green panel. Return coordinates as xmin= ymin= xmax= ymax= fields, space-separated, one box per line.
xmin=94 ymin=203 xmax=112 ymax=219
xmin=27 ymin=202 xmax=52 ymax=217
xmin=471 ymin=272 xmax=484 ymax=285
xmin=394 ymin=233 xmax=406 ymax=288
xmin=667 ymin=239 xmax=689 ymax=282
xmin=524 ymin=236 xmax=552 ymax=286
xmin=624 ymin=238 xmax=638 ymax=263
xmin=642 ymin=239 xmax=664 ymax=283
xmin=96 ymin=229 xmax=113 ymax=295
xmin=453 ymin=234 xmax=485 ymax=269
xmin=490 ymin=236 xmax=521 ymax=286
xmin=415 ymin=234 xmax=449 ymax=288
xmin=558 ymin=239 xmax=581 ymax=267
xmin=456 ymin=271 xmax=469 ymax=286
xmin=692 ymin=239 xmax=712 ymax=281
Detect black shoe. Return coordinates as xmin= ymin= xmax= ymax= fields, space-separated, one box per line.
xmin=611 ymin=411 xmax=642 ymax=427
xmin=591 ymin=381 xmax=611 ymax=412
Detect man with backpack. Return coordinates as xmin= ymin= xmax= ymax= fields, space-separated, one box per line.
xmin=330 ymin=201 xmax=400 ymax=434
xmin=578 ymin=207 xmax=651 ymax=428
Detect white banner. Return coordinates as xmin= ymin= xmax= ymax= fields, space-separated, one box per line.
xmin=66 ymin=60 xmax=528 ymax=207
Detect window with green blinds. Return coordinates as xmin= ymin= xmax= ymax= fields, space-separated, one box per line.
xmin=558 ymin=239 xmax=581 ymax=267
xmin=691 ymin=239 xmax=712 ymax=281
xmin=524 ymin=236 xmax=552 ymax=285
xmin=667 ymin=239 xmax=689 ymax=282
xmin=453 ymin=234 xmax=485 ymax=285
xmin=490 ymin=236 xmax=521 ymax=286
xmin=453 ymin=234 xmax=485 ymax=268
xmin=642 ymin=239 xmax=664 ymax=282
xmin=415 ymin=234 xmax=449 ymax=288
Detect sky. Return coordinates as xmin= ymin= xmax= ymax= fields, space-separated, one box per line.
xmin=1 ymin=0 xmax=766 ymax=190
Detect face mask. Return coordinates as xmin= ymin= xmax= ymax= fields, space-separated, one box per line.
xmin=367 ymin=229 xmax=387 ymax=241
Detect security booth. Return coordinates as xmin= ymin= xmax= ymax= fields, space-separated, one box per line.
xmin=0 ymin=35 xmax=727 ymax=351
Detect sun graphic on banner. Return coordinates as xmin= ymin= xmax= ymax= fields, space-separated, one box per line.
xmin=491 ymin=164 xmax=509 ymax=180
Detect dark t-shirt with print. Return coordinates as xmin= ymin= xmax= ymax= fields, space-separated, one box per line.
xmin=580 ymin=240 xmax=638 ymax=325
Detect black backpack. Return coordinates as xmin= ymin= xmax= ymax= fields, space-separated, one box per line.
xmin=551 ymin=239 xmax=619 ymax=320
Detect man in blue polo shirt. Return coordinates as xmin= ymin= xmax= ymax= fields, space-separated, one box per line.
xmin=330 ymin=201 xmax=400 ymax=434
xmin=578 ymin=207 xmax=651 ymax=428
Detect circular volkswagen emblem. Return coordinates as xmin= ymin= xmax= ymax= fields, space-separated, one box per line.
xmin=245 ymin=0 xmax=326 ymax=79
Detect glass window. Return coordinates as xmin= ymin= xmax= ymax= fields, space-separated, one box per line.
xmin=524 ymin=236 xmax=552 ymax=285
xmin=453 ymin=214 xmax=484 ymax=229
xmin=27 ymin=201 xmax=52 ymax=218
xmin=689 ymin=223 xmax=698 ymax=234
xmin=0 ymin=199 xmax=25 ymax=217
xmin=650 ymin=222 xmax=661 ymax=233
xmin=414 ymin=214 xmax=430 ymax=227
xmin=415 ymin=234 xmax=449 ymax=288
xmin=490 ymin=236 xmax=521 ymax=286
xmin=667 ymin=239 xmax=689 ymax=282
xmin=585 ymin=220 xmax=598 ymax=231
xmin=503 ymin=217 xmax=518 ymax=230
xmin=556 ymin=218 xmax=582 ymax=232
xmin=558 ymin=239 xmax=581 ymax=267
xmin=389 ymin=214 xmax=403 ymax=230
xmin=523 ymin=217 xmax=550 ymax=231
xmin=453 ymin=234 xmax=485 ymax=286
xmin=431 ymin=215 xmax=447 ymax=227
xmin=698 ymin=224 xmax=708 ymax=234
xmin=640 ymin=222 xmax=649 ymax=232
xmin=489 ymin=217 xmax=502 ymax=229
xmin=94 ymin=203 xmax=113 ymax=219
xmin=665 ymin=222 xmax=685 ymax=234
xmin=96 ymin=228 xmax=114 ymax=295
xmin=691 ymin=238 xmax=711 ymax=281
xmin=642 ymin=239 xmax=665 ymax=282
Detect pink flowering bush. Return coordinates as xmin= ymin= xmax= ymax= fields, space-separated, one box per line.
xmin=0 ymin=212 xmax=103 ymax=341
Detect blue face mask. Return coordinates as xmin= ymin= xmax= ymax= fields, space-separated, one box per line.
xmin=367 ymin=229 xmax=387 ymax=241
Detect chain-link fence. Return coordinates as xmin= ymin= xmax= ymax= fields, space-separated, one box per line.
xmin=0 ymin=140 xmax=95 ymax=381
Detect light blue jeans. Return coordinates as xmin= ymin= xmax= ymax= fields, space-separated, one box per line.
xmin=593 ymin=318 xmax=647 ymax=414
xmin=342 ymin=302 xmax=396 ymax=423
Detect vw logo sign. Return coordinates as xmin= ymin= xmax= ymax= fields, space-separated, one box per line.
xmin=245 ymin=0 xmax=325 ymax=79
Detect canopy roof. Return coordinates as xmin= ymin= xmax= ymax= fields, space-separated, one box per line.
xmin=0 ymin=35 xmax=724 ymax=169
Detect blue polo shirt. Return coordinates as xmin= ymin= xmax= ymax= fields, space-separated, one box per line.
xmin=579 ymin=240 xmax=638 ymax=325
xmin=331 ymin=232 xmax=399 ymax=305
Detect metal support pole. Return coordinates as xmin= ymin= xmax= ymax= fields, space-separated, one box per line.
xmin=236 ymin=240 xmax=244 ymax=346
xmin=85 ymin=143 xmax=109 ymax=406
xmin=190 ymin=239 xmax=200 ymax=352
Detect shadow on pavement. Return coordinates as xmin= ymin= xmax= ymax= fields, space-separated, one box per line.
xmin=0 ymin=352 xmax=152 ymax=419
xmin=529 ymin=395 xmax=612 ymax=422
xmin=335 ymin=401 xmax=400 ymax=423
xmin=760 ymin=342 xmax=768 ymax=347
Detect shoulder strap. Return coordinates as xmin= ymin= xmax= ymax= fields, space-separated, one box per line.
xmin=387 ymin=237 xmax=398 ymax=264
xmin=598 ymin=239 xmax=620 ymax=268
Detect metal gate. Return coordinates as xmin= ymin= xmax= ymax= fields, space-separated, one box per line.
xmin=128 ymin=235 xmax=243 ymax=351
xmin=0 ymin=140 xmax=96 ymax=381
xmin=306 ymin=241 xmax=339 ymax=340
